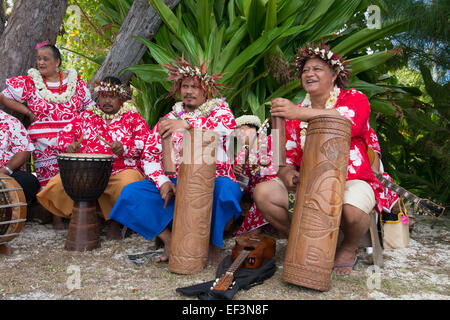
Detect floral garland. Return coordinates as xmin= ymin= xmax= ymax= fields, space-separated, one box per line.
xmin=294 ymin=42 xmax=351 ymax=88
xmin=28 ymin=68 xmax=78 ymax=104
xmin=172 ymin=97 xmax=226 ymax=120
xmin=93 ymin=81 xmax=130 ymax=100
xmin=87 ymin=102 xmax=137 ymax=120
xmin=235 ymin=115 xmax=262 ymax=129
xmin=299 ymin=86 xmax=341 ymax=149
xmin=163 ymin=56 xmax=225 ymax=98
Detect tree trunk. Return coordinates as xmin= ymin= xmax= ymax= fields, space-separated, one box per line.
xmin=0 ymin=0 xmax=5 ymax=38
xmin=0 ymin=0 xmax=68 ymax=117
xmin=92 ymin=0 xmax=181 ymax=86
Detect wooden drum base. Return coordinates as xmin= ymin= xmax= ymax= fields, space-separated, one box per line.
xmin=0 ymin=244 xmax=13 ymax=255
xmin=65 ymin=201 xmax=100 ymax=251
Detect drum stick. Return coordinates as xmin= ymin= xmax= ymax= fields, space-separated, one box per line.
xmin=76 ymin=134 xmax=84 ymax=145
xmin=96 ymin=135 xmax=113 ymax=147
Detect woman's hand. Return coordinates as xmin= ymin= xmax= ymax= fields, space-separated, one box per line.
xmin=270 ymin=98 xmax=299 ymax=120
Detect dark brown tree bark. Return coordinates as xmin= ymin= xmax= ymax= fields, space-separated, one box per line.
xmin=92 ymin=0 xmax=181 ymax=86
xmin=0 ymin=1 xmax=5 ymax=38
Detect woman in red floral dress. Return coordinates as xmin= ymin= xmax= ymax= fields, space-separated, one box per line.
xmin=0 ymin=43 xmax=94 ymax=189
xmin=267 ymin=43 xmax=386 ymax=275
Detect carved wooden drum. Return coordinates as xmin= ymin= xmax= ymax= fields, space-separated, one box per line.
xmin=57 ymin=153 xmax=114 ymax=251
xmin=0 ymin=173 xmax=27 ymax=247
xmin=282 ymin=115 xmax=352 ymax=291
xmin=169 ymin=129 xmax=218 ymax=274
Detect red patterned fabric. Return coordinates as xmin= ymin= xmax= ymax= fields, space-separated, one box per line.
xmin=285 ymin=88 xmax=386 ymax=213
xmin=142 ymin=100 xmax=236 ymax=190
xmin=367 ymin=126 xmax=399 ymax=212
xmin=2 ymin=74 xmax=94 ymax=187
xmin=233 ymin=133 xmax=278 ymax=235
xmin=57 ymin=108 xmax=150 ymax=175
xmin=0 ymin=110 xmax=34 ymax=167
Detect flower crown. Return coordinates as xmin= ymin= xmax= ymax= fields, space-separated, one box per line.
xmin=294 ymin=42 xmax=351 ymax=88
xmin=235 ymin=115 xmax=262 ymax=129
xmin=163 ymin=56 xmax=224 ymax=98
xmin=93 ymin=81 xmax=131 ymax=100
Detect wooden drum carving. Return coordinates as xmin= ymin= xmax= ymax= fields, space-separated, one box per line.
xmin=169 ymin=129 xmax=218 ymax=274
xmin=282 ymin=115 xmax=351 ymax=291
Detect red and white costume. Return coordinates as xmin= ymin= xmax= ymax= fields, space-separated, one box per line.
xmin=0 ymin=110 xmax=34 ymax=167
xmin=2 ymin=69 xmax=95 ymax=187
xmin=367 ymin=126 xmax=399 ymax=212
xmin=57 ymin=107 xmax=150 ymax=175
xmin=142 ymin=98 xmax=236 ymax=189
xmin=233 ymin=132 xmax=278 ymax=235
xmin=285 ymin=88 xmax=386 ymax=213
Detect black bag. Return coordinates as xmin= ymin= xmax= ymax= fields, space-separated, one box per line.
xmin=176 ymin=255 xmax=277 ymax=300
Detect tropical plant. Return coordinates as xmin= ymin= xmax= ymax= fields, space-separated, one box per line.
xmin=121 ymin=0 xmax=416 ymax=128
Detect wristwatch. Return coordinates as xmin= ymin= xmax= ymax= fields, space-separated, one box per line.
xmin=4 ymin=166 xmax=13 ymax=175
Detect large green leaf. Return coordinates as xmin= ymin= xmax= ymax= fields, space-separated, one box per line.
xmin=333 ymin=20 xmax=409 ymax=55
xmin=120 ymin=64 xmax=167 ymax=83
xmin=348 ymin=50 xmax=397 ymax=75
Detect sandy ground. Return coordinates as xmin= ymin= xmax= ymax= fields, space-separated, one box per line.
xmin=0 ymin=212 xmax=449 ymax=301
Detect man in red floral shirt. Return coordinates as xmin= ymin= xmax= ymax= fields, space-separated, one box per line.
xmin=0 ymin=109 xmax=40 ymax=203
xmin=37 ymin=77 xmax=150 ymax=239
xmin=109 ymin=57 xmax=242 ymax=264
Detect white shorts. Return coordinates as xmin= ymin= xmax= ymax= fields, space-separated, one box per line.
xmin=342 ymin=179 xmax=376 ymax=214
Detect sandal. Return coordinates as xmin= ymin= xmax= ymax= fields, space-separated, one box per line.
xmin=333 ymin=256 xmax=358 ymax=276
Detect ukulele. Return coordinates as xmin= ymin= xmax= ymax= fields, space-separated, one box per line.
xmin=368 ymin=148 xmax=445 ymax=218
xmin=211 ymin=234 xmax=276 ymax=291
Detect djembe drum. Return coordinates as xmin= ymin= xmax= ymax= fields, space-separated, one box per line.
xmin=0 ymin=173 xmax=27 ymax=254
xmin=57 ymin=153 xmax=114 ymax=251
xmin=169 ymin=129 xmax=218 ymax=274
xmin=282 ymin=115 xmax=351 ymax=291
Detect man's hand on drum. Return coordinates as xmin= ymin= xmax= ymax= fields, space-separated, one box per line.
xmin=159 ymin=119 xmax=190 ymax=139
xmin=66 ymin=141 xmax=81 ymax=153
xmin=278 ymin=164 xmax=300 ymax=192
xmin=109 ymin=141 xmax=124 ymax=156
xmin=160 ymin=181 xmax=176 ymax=209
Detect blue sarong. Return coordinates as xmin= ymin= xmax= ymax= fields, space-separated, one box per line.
xmin=109 ymin=176 xmax=242 ymax=248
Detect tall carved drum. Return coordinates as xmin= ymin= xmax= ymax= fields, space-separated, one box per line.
xmin=169 ymin=129 xmax=217 ymax=274
xmin=282 ymin=115 xmax=351 ymax=291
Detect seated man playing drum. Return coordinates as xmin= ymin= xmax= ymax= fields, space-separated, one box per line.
xmin=109 ymin=57 xmax=242 ymax=264
xmin=0 ymin=109 xmax=40 ymax=203
xmin=37 ymin=77 xmax=151 ymax=240
xmin=265 ymin=43 xmax=386 ymax=275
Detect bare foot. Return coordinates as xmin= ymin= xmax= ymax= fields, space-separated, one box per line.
xmin=52 ymin=216 xmax=65 ymax=230
xmin=106 ymin=220 xmax=122 ymax=241
xmin=333 ymin=247 xmax=357 ymax=276
xmin=155 ymin=229 xmax=171 ymax=263
xmin=155 ymin=245 xmax=170 ymax=263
